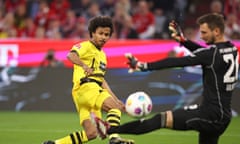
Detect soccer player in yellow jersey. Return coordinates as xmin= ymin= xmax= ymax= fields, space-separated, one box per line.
xmin=43 ymin=16 xmax=134 ymax=144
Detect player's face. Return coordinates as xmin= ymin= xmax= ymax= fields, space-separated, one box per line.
xmin=199 ymin=23 xmax=216 ymax=45
xmin=91 ymin=27 xmax=111 ymax=48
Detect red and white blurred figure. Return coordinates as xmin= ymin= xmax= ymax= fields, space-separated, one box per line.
xmin=68 ymin=16 xmax=88 ymax=39
xmin=5 ymin=0 xmax=26 ymax=13
xmin=132 ymin=0 xmax=155 ymax=39
xmin=34 ymin=1 xmax=51 ymax=29
xmin=225 ymin=13 xmax=240 ymax=39
xmin=60 ymin=9 xmax=77 ymax=38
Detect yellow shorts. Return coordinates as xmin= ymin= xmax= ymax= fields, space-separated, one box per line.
xmin=72 ymin=82 xmax=111 ymax=125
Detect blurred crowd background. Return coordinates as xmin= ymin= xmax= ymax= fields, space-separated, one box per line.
xmin=0 ymin=0 xmax=239 ymax=40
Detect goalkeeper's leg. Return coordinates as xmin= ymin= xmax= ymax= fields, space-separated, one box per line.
xmin=107 ymin=111 xmax=172 ymax=135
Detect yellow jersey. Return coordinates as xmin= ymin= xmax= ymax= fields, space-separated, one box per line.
xmin=70 ymin=41 xmax=107 ymax=90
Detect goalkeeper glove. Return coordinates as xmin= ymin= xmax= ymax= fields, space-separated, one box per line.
xmin=125 ymin=53 xmax=148 ymax=73
xmin=168 ymin=20 xmax=186 ymax=42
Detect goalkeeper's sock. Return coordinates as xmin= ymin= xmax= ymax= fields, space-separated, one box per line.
xmin=55 ymin=131 xmax=87 ymax=144
xmin=108 ymin=113 xmax=166 ymax=135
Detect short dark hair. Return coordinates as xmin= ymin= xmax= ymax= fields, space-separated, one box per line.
xmin=197 ymin=13 xmax=225 ymax=33
xmin=88 ymin=16 xmax=114 ymax=38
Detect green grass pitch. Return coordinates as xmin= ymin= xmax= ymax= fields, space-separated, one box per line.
xmin=0 ymin=111 xmax=239 ymax=144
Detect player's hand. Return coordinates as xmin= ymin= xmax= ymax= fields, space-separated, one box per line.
xmin=82 ymin=65 xmax=93 ymax=75
xmin=125 ymin=53 xmax=147 ymax=73
xmin=168 ymin=20 xmax=186 ymax=42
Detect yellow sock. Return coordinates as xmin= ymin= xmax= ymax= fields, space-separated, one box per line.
xmin=107 ymin=109 xmax=121 ymax=138
xmin=55 ymin=131 xmax=88 ymax=144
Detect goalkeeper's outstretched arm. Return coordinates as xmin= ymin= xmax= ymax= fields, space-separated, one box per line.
xmin=147 ymin=56 xmax=200 ymax=71
xmin=125 ymin=53 xmax=200 ymax=72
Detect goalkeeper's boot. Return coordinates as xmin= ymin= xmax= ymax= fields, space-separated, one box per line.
xmin=42 ymin=140 xmax=55 ymax=144
xmin=92 ymin=115 xmax=110 ymax=139
xmin=109 ymin=136 xmax=135 ymax=144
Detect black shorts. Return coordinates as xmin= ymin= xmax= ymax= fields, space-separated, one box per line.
xmin=172 ymin=105 xmax=231 ymax=144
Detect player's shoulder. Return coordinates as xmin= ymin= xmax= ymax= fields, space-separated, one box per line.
xmin=193 ymin=47 xmax=211 ymax=54
xmin=72 ymin=41 xmax=91 ymax=49
xmin=192 ymin=45 xmax=216 ymax=59
xmin=215 ymin=41 xmax=236 ymax=49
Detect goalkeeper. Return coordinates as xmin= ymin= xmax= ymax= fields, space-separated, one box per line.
xmin=106 ymin=13 xmax=239 ymax=144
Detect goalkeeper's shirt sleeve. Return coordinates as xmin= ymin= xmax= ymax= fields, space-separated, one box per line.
xmin=180 ymin=40 xmax=204 ymax=52
xmin=147 ymin=46 xmax=213 ymax=71
xmin=146 ymin=56 xmax=199 ymax=70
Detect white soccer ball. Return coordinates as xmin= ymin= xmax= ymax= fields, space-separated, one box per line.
xmin=125 ymin=91 xmax=153 ymax=118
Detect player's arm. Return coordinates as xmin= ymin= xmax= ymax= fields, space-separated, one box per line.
xmin=146 ymin=56 xmax=200 ymax=70
xmin=67 ymin=50 xmax=93 ymax=74
xmin=169 ymin=20 xmax=204 ymax=51
xmin=102 ymin=79 xmax=116 ymax=97
xmin=181 ymin=40 xmax=205 ymax=52
xmin=126 ymin=53 xmax=203 ymax=72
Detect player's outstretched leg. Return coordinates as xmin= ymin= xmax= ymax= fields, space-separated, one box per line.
xmin=92 ymin=112 xmax=135 ymax=144
xmin=91 ymin=114 xmax=110 ymax=139
xmin=108 ymin=113 xmax=164 ymax=135
xmin=106 ymin=109 xmax=135 ymax=144
xmin=94 ymin=117 xmax=134 ymax=144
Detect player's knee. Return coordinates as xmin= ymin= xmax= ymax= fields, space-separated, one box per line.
xmin=102 ymin=97 xmax=123 ymax=111
xmin=82 ymin=120 xmax=98 ymax=140
xmin=85 ymin=128 xmax=98 ymax=140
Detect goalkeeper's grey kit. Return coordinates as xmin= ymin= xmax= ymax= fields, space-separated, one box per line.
xmin=153 ymin=40 xmax=238 ymax=143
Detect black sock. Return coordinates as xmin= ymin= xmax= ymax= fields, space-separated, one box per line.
xmin=108 ymin=113 xmax=165 ymax=135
